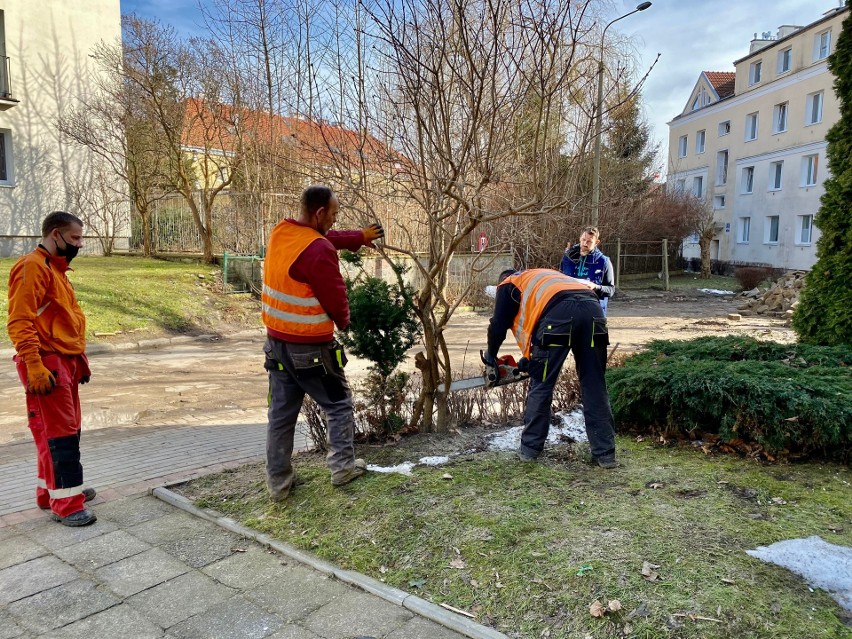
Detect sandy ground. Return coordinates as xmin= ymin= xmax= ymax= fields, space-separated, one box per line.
xmin=0 ymin=288 xmax=794 ymax=445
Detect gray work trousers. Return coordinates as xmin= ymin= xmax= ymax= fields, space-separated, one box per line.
xmin=263 ymin=337 xmax=357 ymax=495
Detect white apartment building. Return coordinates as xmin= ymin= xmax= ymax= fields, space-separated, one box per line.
xmin=667 ymin=4 xmax=847 ymax=271
xmin=0 ymin=1 xmax=125 ymax=256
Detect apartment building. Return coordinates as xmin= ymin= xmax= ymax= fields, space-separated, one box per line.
xmin=667 ymin=4 xmax=847 ymax=271
xmin=0 ymin=1 xmax=125 ymax=256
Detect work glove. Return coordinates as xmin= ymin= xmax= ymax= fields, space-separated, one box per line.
xmin=80 ymin=375 xmax=91 ymax=384
xmin=362 ymin=223 xmax=385 ymax=246
xmin=25 ymin=359 xmax=56 ymax=395
xmin=481 ymin=350 xmax=498 ymax=387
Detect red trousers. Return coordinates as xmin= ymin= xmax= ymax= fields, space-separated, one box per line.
xmin=15 ymin=353 xmax=90 ymax=517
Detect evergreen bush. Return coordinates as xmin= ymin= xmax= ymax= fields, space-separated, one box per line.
xmin=793 ymin=2 xmax=852 ymax=345
xmin=607 ymin=336 xmax=852 ymax=460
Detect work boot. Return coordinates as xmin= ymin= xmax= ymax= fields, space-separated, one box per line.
xmin=50 ymin=508 xmax=97 ymax=527
xmin=331 ymin=458 xmax=367 ymax=486
xmin=517 ymin=448 xmax=538 ymax=462
xmin=596 ymin=456 xmax=618 ymax=469
xmin=268 ymin=475 xmax=305 ymax=502
xmin=38 ymin=487 xmax=96 ymax=510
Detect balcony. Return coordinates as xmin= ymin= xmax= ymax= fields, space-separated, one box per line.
xmin=0 ymin=57 xmax=19 ymax=110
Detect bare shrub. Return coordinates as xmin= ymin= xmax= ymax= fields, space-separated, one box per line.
xmin=735 ymin=266 xmax=776 ymax=290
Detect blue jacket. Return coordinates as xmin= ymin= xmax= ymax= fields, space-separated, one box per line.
xmin=559 ymin=245 xmax=615 ymax=315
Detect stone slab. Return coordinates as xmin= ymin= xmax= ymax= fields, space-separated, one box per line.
xmin=159 ymin=528 xmax=244 ymax=568
xmin=94 ymin=495 xmax=175 ymax=527
xmin=22 ymin=516 xmax=118 ymax=551
xmin=166 ymin=594 xmax=283 ymax=639
xmin=201 ymin=545 xmax=288 ymax=590
xmin=301 ymin=590 xmax=413 ymax=639
xmin=127 ymin=511 xmax=218 ymax=545
xmin=0 ymin=555 xmax=79 ymax=605
xmin=38 ymin=603 xmax=164 ymax=639
xmin=0 ymin=608 xmax=28 ymax=639
xmin=94 ymin=547 xmax=188 ymax=597
xmin=6 ymin=578 xmax=120 ymax=634
xmin=54 ymin=530 xmax=151 ymax=571
xmin=266 ymin=625 xmax=324 ymax=639
xmin=386 ymin=615 xmax=471 ymax=639
xmin=0 ymin=533 xmax=46 ymax=570
xmin=126 ymin=571 xmax=236 ymax=629
xmin=242 ymin=563 xmax=351 ymax=622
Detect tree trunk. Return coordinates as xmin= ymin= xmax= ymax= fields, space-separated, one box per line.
xmin=699 ymin=237 xmax=711 ymax=279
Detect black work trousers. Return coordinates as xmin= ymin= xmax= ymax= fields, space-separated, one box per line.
xmin=519 ymin=296 xmax=616 ymax=462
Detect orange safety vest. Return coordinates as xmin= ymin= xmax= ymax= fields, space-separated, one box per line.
xmin=262 ymin=221 xmax=335 ymax=339
xmin=501 ymin=269 xmax=592 ymax=358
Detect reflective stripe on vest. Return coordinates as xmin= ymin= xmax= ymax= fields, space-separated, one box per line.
xmin=501 ymin=269 xmax=591 ymax=358
xmin=262 ymin=221 xmax=335 ymax=338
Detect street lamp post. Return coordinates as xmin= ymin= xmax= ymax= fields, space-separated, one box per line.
xmin=590 ymin=1 xmax=652 ymax=227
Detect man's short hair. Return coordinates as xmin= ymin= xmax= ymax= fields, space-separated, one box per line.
xmin=301 ymin=185 xmax=334 ymax=216
xmin=497 ymin=269 xmax=516 ymax=284
xmin=581 ymin=226 xmax=600 ymax=238
xmin=42 ymin=212 xmax=83 ymax=238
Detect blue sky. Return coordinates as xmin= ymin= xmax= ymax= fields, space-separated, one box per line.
xmin=121 ymin=0 xmax=834 ymax=174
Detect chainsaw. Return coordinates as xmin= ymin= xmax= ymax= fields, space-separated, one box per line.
xmin=438 ymin=351 xmax=530 ymax=393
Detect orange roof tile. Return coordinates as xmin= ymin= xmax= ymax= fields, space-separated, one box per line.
xmin=704 ymin=71 xmax=736 ymax=99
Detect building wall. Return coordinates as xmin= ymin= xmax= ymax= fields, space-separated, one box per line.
xmin=668 ymin=7 xmax=846 ymax=271
xmin=0 ymin=1 xmax=127 ymax=256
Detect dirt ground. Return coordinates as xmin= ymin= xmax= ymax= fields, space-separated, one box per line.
xmin=0 ymin=288 xmax=794 ymax=445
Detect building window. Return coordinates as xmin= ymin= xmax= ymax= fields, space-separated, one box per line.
xmin=742 ymin=166 xmax=755 ymax=194
xmin=745 ymin=112 xmax=758 ymax=141
xmin=815 ymin=30 xmax=831 ymax=61
xmin=0 ymin=130 xmax=11 ymax=185
xmin=693 ymin=176 xmax=704 ymax=199
xmin=749 ymin=60 xmax=762 ymax=85
xmin=696 ymin=129 xmax=706 ymax=154
xmin=773 ymin=102 xmax=788 ymax=133
xmin=675 ymin=178 xmax=686 ymax=193
xmin=765 ymin=215 xmax=780 ymax=244
xmin=769 ymin=161 xmax=783 ymax=191
xmin=716 ymin=150 xmax=728 ymax=185
xmin=678 ymin=135 xmax=688 ymax=158
xmin=806 ymin=91 xmax=823 ymax=125
xmin=797 ymin=214 xmax=814 ymax=244
xmin=738 ymin=217 xmax=751 ymax=243
xmin=778 ymin=47 xmax=792 ymax=74
xmin=718 ymin=120 xmax=731 ymax=136
xmin=713 ymin=195 xmax=726 ymax=209
xmin=801 ymin=154 xmax=819 ymax=187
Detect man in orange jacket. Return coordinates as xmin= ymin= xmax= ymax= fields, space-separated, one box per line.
xmin=486 ymin=268 xmax=617 ymax=467
xmin=7 ymin=212 xmax=96 ymax=526
xmin=262 ymin=185 xmax=384 ymax=500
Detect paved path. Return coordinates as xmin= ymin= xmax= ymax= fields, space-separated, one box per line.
xmin=0 ymin=494 xmax=475 ymax=639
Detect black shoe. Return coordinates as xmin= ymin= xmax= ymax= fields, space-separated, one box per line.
xmin=517 ymin=448 xmax=538 ymax=462
xmin=50 ymin=508 xmax=97 ymax=527
xmin=596 ymin=457 xmax=618 ymax=469
xmin=83 ymin=487 xmax=96 ymax=502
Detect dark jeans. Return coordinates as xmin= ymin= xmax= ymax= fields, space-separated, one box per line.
xmin=264 ymin=337 xmax=357 ymax=495
xmin=519 ymin=297 xmax=616 ymax=461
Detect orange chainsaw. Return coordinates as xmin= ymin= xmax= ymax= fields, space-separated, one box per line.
xmin=439 ymin=351 xmax=530 ymax=393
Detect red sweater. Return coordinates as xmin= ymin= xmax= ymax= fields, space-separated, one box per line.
xmin=266 ymin=220 xmax=368 ymax=343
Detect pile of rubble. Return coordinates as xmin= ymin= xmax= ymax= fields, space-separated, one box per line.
xmin=736 ymin=271 xmax=807 ymax=319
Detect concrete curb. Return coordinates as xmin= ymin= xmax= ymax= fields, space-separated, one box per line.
xmin=0 ymin=328 xmax=266 ymax=360
xmin=152 ymin=485 xmax=509 ymax=639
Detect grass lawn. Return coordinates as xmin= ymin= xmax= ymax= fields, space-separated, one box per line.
xmin=177 ymin=438 xmax=852 ymax=639
xmin=0 ymin=255 xmax=261 ymax=346
xmin=619 ymin=273 xmax=739 ymax=293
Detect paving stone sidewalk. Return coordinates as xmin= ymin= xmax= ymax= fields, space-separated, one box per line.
xmin=0 ymin=493 xmax=474 ymax=639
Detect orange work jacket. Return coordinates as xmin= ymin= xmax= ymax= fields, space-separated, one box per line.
xmin=7 ymin=246 xmax=87 ymax=363
xmin=262 ymin=222 xmax=335 ymax=339
xmin=501 ymin=269 xmax=593 ymax=358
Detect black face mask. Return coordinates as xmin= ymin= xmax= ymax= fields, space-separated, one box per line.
xmin=55 ymin=233 xmax=80 ymax=264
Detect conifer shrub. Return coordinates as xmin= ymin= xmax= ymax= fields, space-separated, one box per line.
xmin=607 ymin=336 xmax=852 ymax=460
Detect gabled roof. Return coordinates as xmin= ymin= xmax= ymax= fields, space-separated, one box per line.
xmin=704 ymin=71 xmax=735 ymax=99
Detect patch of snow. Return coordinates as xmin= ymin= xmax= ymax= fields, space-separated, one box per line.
xmin=419 ymin=456 xmax=450 ymax=466
xmin=747 ymin=536 xmax=852 ymax=614
xmin=698 ymin=288 xmax=736 ymax=295
xmin=368 ymin=462 xmax=415 ymax=475
xmin=484 ymin=285 xmax=497 ymax=299
xmin=367 ymin=455 xmax=451 ymax=476
xmin=486 ymin=408 xmax=587 ymax=451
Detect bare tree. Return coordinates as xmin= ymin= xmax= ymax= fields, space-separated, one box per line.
xmin=66 ymin=158 xmax=128 ymax=256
